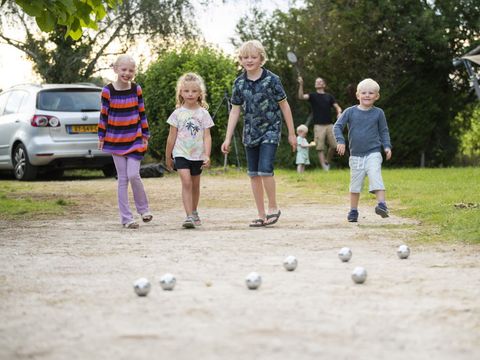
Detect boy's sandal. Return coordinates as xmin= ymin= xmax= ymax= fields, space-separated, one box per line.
xmin=124 ymin=221 xmax=139 ymax=229
xmin=141 ymin=212 xmax=153 ymax=223
xmin=249 ymin=218 xmax=265 ymax=227
xmin=265 ymin=210 xmax=281 ymax=226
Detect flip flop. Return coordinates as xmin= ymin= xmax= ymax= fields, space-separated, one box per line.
xmin=249 ymin=218 xmax=265 ymax=227
xmin=265 ymin=210 xmax=281 ymax=226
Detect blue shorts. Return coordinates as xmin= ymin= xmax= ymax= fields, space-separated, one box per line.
xmin=174 ymin=157 xmax=203 ymax=176
xmin=245 ymin=143 xmax=277 ymax=177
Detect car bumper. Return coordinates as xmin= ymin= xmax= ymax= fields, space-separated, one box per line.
xmin=26 ymin=138 xmax=112 ymax=167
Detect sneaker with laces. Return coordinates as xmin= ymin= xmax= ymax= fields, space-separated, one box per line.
xmin=182 ymin=216 xmax=196 ymax=229
xmin=375 ymin=203 xmax=389 ymax=218
xmin=347 ymin=209 xmax=359 ymax=222
xmin=123 ymin=221 xmax=139 ymax=229
xmin=192 ymin=210 xmax=201 ymax=226
xmin=141 ymin=212 xmax=153 ymax=223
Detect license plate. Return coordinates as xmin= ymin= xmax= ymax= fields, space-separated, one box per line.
xmin=69 ymin=125 xmax=97 ymax=134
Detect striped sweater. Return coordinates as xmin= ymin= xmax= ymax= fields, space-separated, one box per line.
xmin=98 ymin=82 xmax=150 ymax=159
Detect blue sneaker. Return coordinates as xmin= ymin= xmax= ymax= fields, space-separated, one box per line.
xmin=375 ymin=202 xmax=389 ymax=218
xmin=347 ymin=209 xmax=359 ymax=222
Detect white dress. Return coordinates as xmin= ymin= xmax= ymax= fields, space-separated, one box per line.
xmin=296 ymin=136 xmax=310 ymax=165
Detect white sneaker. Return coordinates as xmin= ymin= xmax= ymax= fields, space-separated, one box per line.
xmin=192 ymin=210 xmax=201 ymax=226
xmin=182 ymin=216 xmax=195 ymax=229
xmin=321 ymin=163 xmax=330 ymax=171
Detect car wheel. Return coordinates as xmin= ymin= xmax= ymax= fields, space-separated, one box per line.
xmin=102 ymin=164 xmax=116 ymax=177
xmin=13 ymin=143 xmax=38 ymax=181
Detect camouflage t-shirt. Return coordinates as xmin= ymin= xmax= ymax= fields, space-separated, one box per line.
xmin=231 ymin=68 xmax=287 ymax=146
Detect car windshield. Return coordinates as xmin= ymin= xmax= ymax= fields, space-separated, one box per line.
xmin=37 ymin=89 xmax=101 ymax=112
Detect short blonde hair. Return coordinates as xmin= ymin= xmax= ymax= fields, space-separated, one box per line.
xmin=113 ymin=54 xmax=136 ymax=68
xmin=175 ymin=72 xmax=209 ymax=109
xmin=238 ymin=40 xmax=267 ymax=66
xmin=357 ymin=78 xmax=380 ymax=93
xmin=297 ymin=124 xmax=308 ymax=134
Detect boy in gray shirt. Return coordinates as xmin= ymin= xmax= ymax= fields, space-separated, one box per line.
xmin=333 ymin=78 xmax=392 ymax=222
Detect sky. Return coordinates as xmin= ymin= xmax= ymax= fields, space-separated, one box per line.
xmin=0 ymin=0 xmax=295 ymax=90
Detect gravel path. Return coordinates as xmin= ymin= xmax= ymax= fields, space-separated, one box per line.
xmin=0 ymin=175 xmax=479 ymax=360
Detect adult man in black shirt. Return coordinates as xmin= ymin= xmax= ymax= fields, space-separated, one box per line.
xmin=298 ymin=76 xmax=342 ymax=170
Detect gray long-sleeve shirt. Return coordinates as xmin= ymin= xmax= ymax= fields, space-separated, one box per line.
xmin=333 ymin=105 xmax=392 ymax=157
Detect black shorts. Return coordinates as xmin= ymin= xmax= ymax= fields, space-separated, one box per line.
xmin=174 ymin=157 xmax=204 ymax=176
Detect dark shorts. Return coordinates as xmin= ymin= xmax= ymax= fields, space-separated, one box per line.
xmin=174 ymin=157 xmax=204 ymax=176
xmin=245 ymin=143 xmax=277 ymax=177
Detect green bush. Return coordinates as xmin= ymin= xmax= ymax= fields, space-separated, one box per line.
xmin=137 ymin=44 xmax=238 ymax=165
xmin=453 ymin=103 xmax=480 ymax=166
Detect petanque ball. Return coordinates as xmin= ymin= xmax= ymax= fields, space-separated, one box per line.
xmin=397 ymin=245 xmax=410 ymax=259
xmin=351 ymin=266 xmax=367 ymax=284
xmin=133 ymin=277 xmax=151 ymax=296
xmin=338 ymin=247 xmax=352 ymax=262
xmin=245 ymin=272 xmax=262 ymax=290
xmin=283 ymin=255 xmax=298 ymax=271
xmin=159 ymin=273 xmax=176 ymax=291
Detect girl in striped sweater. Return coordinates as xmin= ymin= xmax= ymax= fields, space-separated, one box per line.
xmin=98 ymin=54 xmax=152 ymax=229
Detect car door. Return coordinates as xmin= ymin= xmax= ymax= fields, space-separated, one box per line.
xmin=0 ymin=91 xmax=27 ymax=166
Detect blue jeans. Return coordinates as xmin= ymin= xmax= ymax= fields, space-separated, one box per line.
xmin=245 ymin=143 xmax=277 ymax=177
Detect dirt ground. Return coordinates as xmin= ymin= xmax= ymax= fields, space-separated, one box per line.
xmin=0 ymin=173 xmax=479 ymax=360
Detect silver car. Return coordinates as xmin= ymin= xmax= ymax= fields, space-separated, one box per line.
xmin=0 ymin=84 xmax=114 ymax=180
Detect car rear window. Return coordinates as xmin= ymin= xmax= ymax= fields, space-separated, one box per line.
xmin=37 ymin=89 xmax=101 ymax=112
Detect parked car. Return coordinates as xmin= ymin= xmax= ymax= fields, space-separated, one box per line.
xmin=0 ymin=83 xmax=115 ymax=180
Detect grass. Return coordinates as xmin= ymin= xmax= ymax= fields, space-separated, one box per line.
xmin=279 ymin=167 xmax=480 ymax=244
xmin=0 ymin=183 xmax=71 ymax=219
xmin=0 ymin=167 xmax=478 ymax=244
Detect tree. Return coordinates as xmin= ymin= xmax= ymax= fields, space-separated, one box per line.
xmin=0 ymin=0 xmax=196 ymax=83
xmin=3 ymin=0 xmax=121 ymax=40
xmin=235 ymin=0 xmax=480 ymax=167
xmin=452 ymin=103 xmax=480 ymax=165
xmin=136 ymin=44 xmax=238 ymax=165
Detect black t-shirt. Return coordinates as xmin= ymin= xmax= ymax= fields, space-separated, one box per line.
xmin=308 ymin=92 xmax=337 ymax=125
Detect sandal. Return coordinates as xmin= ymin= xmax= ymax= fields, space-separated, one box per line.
xmin=123 ymin=221 xmax=139 ymax=229
xmin=141 ymin=212 xmax=153 ymax=223
xmin=265 ymin=210 xmax=281 ymax=226
xmin=249 ymin=218 xmax=265 ymax=227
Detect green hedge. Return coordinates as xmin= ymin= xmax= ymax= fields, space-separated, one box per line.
xmin=137 ymin=44 xmax=239 ymax=165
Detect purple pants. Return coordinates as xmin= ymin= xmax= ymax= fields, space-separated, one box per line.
xmin=112 ymin=155 xmax=149 ymax=224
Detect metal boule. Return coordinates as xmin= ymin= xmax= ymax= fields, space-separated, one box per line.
xmin=159 ymin=273 xmax=176 ymax=291
xmin=283 ymin=255 xmax=298 ymax=271
xmin=133 ymin=277 xmax=151 ymax=296
xmin=245 ymin=272 xmax=262 ymax=290
xmin=351 ymin=266 xmax=367 ymax=284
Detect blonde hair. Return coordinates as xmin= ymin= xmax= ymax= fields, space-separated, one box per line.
xmin=296 ymin=124 xmax=308 ymax=134
xmin=175 ymin=72 xmax=209 ymax=109
xmin=113 ymin=54 xmax=136 ymax=68
xmin=357 ymin=78 xmax=380 ymax=93
xmin=238 ymin=40 xmax=267 ymax=66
